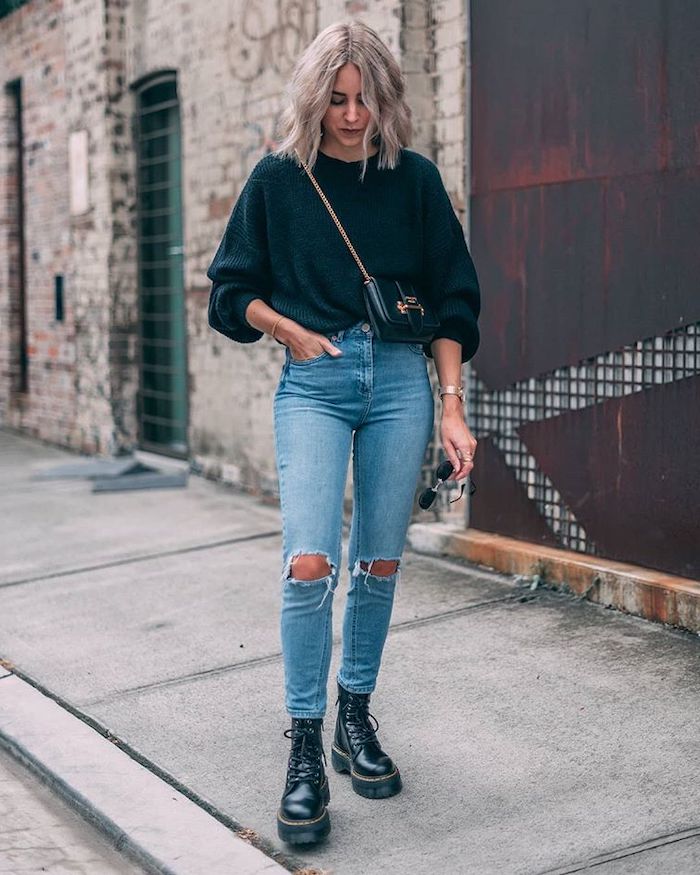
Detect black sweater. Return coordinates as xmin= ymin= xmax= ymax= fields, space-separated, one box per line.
xmin=207 ymin=148 xmax=480 ymax=362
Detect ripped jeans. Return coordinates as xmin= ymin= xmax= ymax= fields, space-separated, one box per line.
xmin=273 ymin=320 xmax=435 ymax=718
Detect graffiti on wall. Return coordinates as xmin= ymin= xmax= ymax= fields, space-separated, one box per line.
xmin=240 ymin=113 xmax=284 ymax=176
xmin=228 ymin=0 xmax=316 ymax=83
xmin=228 ymin=0 xmax=317 ymax=173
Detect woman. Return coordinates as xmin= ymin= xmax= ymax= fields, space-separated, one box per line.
xmin=207 ymin=20 xmax=480 ymax=845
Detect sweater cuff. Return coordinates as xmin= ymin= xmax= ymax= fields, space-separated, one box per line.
xmin=424 ymin=316 xmax=480 ymax=363
xmin=227 ymin=291 xmax=264 ymax=329
xmin=210 ymin=287 xmax=265 ymax=343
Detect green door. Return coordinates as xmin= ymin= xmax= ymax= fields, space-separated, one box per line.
xmin=135 ymin=75 xmax=188 ymax=457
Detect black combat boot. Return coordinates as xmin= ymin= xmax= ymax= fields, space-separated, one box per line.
xmin=277 ymin=717 xmax=330 ymax=844
xmin=331 ymin=682 xmax=402 ymax=799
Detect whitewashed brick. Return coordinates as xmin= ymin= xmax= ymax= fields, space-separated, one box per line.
xmin=0 ymin=0 xmax=473 ymax=495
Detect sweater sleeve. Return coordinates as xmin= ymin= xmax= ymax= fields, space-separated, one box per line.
xmin=421 ymin=161 xmax=481 ymax=363
xmin=206 ymin=169 xmax=272 ymax=343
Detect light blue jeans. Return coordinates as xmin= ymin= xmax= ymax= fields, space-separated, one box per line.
xmin=273 ymin=320 xmax=434 ymax=718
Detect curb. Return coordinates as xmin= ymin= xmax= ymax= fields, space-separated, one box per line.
xmin=407 ymin=524 xmax=700 ymax=634
xmin=0 ymin=672 xmax=287 ymax=875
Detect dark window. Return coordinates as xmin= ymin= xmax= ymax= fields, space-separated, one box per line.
xmin=6 ymin=78 xmax=28 ymax=393
xmin=54 ymin=275 xmax=64 ymax=322
xmin=134 ymin=75 xmax=188 ymax=458
xmin=0 ymin=1 xmax=32 ymax=20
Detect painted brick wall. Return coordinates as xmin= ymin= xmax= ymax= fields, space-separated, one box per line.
xmin=0 ymin=0 xmax=137 ymax=454
xmin=0 ymin=0 xmax=75 ymax=444
xmin=64 ymin=0 xmax=133 ymax=455
xmin=0 ymin=0 xmax=472 ymax=511
xmin=104 ymin=0 xmax=139 ymax=453
xmin=431 ymin=0 xmax=469 ymax=222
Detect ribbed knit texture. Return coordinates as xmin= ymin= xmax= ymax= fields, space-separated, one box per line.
xmin=207 ymin=148 xmax=480 ymax=362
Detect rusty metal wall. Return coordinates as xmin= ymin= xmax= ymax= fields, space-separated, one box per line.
xmin=468 ymin=0 xmax=700 ymax=579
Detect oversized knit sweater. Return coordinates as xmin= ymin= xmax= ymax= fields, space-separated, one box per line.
xmin=207 ymin=147 xmax=480 ymax=362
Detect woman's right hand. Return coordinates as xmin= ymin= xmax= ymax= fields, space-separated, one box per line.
xmin=277 ymin=319 xmax=342 ymax=361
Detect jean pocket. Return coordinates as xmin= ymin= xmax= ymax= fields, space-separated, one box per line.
xmin=287 ymin=348 xmax=329 ymax=365
xmin=407 ymin=342 xmax=425 ymax=356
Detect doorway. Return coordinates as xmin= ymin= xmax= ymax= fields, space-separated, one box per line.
xmin=134 ymin=74 xmax=188 ymax=458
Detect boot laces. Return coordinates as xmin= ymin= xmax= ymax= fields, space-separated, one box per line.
xmin=284 ymin=723 xmax=326 ymax=785
xmin=343 ymin=698 xmax=380 ymax=748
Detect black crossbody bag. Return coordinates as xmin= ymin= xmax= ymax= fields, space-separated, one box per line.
xmin=298 ymin=153 xmax=440 ymax=345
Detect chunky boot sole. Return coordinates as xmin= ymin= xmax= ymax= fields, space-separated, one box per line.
xmin=331 ymin=744 xmax=403 ymax=799
xmin=276 ymin=780 xmax=331 ymax=845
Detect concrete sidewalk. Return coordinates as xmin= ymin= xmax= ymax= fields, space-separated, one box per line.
xmin=1 ymin=428 xmax=699 ymax=874
xmin=0 ymin=743 xmax=144 ymax=874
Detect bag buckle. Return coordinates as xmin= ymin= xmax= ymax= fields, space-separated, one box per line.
xmin=397 ymin=297 xmax=425 ymax=316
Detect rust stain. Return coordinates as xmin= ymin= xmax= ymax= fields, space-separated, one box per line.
xmin=616 ymin=406 xmax=623 ymax=494
xmin=658 ymin=13 xmax=671 ymax=170
xmin=451 ymin=529 xmax=700 ymax=633
xmin=641 ymin=583 xmax=673 ymax=626
xmin=602 ymin=179 xmax=610 ymax=307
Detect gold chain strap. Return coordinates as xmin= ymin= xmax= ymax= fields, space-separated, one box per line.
xmin=296 ymin=151 xmax=372 ymax=284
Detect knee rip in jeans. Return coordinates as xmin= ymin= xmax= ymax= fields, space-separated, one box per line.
xmin=351 ymin=558 xmax=401 ymax=591
xmin=281 ymin=551 xmax=337 ymax=610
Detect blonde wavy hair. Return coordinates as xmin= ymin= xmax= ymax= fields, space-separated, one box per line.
xmin=274 ymin=20 xmax=412 ymax=178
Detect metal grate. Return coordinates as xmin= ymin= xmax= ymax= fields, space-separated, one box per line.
xmin=467 ymin=322 xmax=700 ymax=552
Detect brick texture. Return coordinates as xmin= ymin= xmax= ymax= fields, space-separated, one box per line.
xmin=0 ymin=0 xmax=75 ymax=446
xmin=0 ymin=0 xmax=472 ymax=505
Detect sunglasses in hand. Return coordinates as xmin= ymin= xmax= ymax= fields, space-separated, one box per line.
xmin=419 ymin=459 xmax=477 ymax=510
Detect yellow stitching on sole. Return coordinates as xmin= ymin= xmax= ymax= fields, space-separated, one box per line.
xmin=276 ymin=809 xmax=328 ymax=826
xmin=351 ymin=767 xmax=399 ymax=782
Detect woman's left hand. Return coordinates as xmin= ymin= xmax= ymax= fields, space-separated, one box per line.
xmin=440 ymin=398 xmax=477 ymax=481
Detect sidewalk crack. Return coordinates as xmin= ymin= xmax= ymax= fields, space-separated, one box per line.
xmin=0 ymin=530 xmax=281 ymax=590
xmin=84 ymin=596 xmax=531 ymax=705
xmin=536 ymin=825 xmax=700 ymax=874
